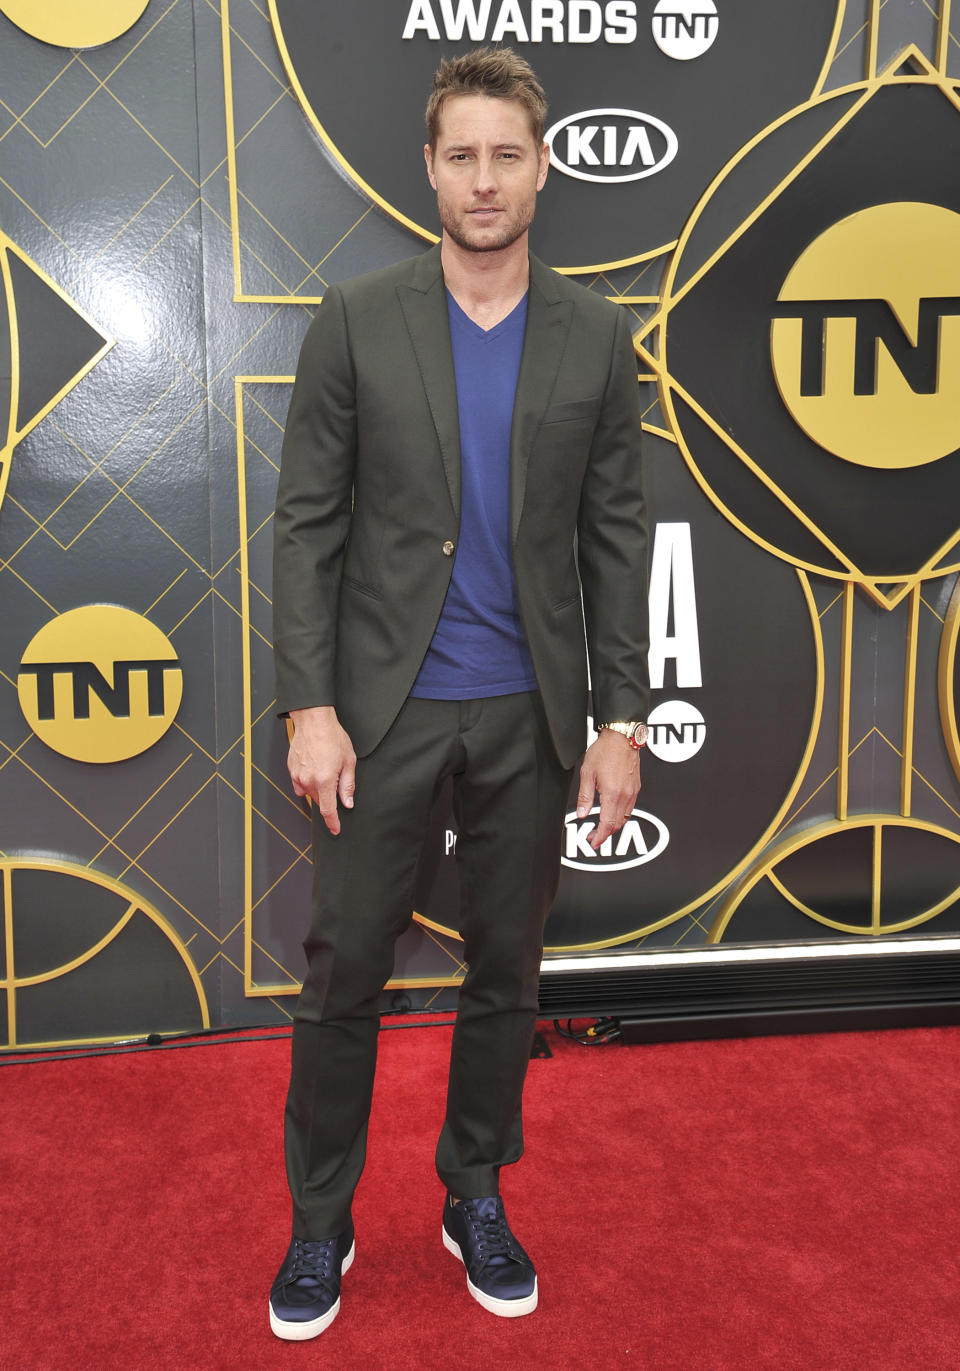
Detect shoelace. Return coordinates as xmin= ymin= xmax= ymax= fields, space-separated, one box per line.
xmin=286 ymin=1236 xmax=338 ymax=1287
xmin=461 ymin=1201 xmax=525 ymax=1274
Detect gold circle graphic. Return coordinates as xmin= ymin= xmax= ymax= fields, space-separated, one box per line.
xmin=0 ymin=859 xmax=210 ymax=1051
xmin=0 ymin=0 xmax=149 ymax=49
xmin=771 ymin=202 xmax=960 ymax=469
xmin=17 ymin=604 xmax=182 ymax=764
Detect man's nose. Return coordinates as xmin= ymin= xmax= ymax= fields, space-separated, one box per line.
xmin=472 ymin=158 xmax=498 ymax=195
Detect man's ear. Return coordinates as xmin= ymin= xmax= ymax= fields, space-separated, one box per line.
xmin=424 ymin=143 xmax=437 ymax=190
xmin=537 ymin=140 xmax=550 ymax=191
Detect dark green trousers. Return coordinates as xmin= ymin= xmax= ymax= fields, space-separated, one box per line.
xmin=284 ymin=691 xmax=572 ymax=1239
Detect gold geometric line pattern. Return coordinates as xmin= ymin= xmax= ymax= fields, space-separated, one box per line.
xmin=872 ymin=820 xmax=883 ymax=928
xmin=250 ymin=845 xmax=310 ymax=914
xmin=0 ymin=7 xmax=342 ymax=1035
xmin=641 ymin=51 xmax=960 ymax=605
xmin=0 ymin=232 xmax=114 ymax=515
xmin=932 ymin=0 xmax=954 ymax=73
xmin=6 ymin=393 xmax=206 ymax=563
xmin=223 ymin=0 xmax=316 ymax=304
xmin=712 ymin=815 xmax=960 ymax=940
xmin=1 ymin=238 xmax=18 ymax=450
xmin=938 ymin=574 xmax=960 ymax=784
xmin=248 ymin=936 xmax=299 ymax=984
xmin=145 ymin=568 xmax=189 ymax=618
xmin=118 ymin=776 xmax=216 ymax=880
xmin=922 ymin=590 xmax=946 ymax=624
xmin=0 ymin=552 xmax=59 ymax=612
xmin=3 ymin=865 xmax=14 ymax=1044
xmin=83 ymin=68 xmax=200 ymax=187
xmin=914 ymin=765 xmax=960 ymax=827
xmin=0 ymin=171 xmax=87 ymax=263
xmin=803 ymin=0 xmax=859 ymax=93
xmin=901 ymin=584 xmax=921 ymax=817
xmin=0 ymin=731 xmax=223 ymax=943
xmin=867 ymin=0 xmax=881 ymax=80
xmin=0 ymin=0 xmax=185 ymax=154
xmin=87 ymin=753 xmax=196 ymax=867
xmin=830 ymin=0 xmax=878 ymax=71
xmin=641 ymin=424 xmax=674 ymax=443
xmin=0 ymin=859 xmax=211 ymax=1051
xmin=663 ymin=374 xmax=861 ymax=583
xmin=12 ymin=900 xmax=138 ymax=988
xmin=837 ymin=581 xmax=855 ymax=820
xmin=0 ymin=56 xmax=76 ymax=146
xmin=112 ymin=194 xmax=203 ymax=283
xmin=640 ymin=74 xmax=876 ymax=338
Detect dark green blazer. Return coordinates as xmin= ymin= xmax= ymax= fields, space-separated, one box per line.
xmin=273 ymin=245 xmax=648 ymax=770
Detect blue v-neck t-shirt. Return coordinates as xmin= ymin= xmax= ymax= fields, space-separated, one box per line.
xmin=410 ymin=290 xmax=537 ymax=700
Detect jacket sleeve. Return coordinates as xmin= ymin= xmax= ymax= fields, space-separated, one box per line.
xmin=577 ymin=306 xmax=650 ymax=726
xmin=272 ymin=285 xmax=356 ymax=715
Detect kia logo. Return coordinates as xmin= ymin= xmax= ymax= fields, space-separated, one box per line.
xmin=545 ymin=108 xmax=679 ymax=183
xmin=561 ymin=806 xmax=670 ymax=871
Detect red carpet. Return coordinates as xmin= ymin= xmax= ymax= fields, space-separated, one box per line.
xmin=1 ymin=1022 xmax=958 ymax=1371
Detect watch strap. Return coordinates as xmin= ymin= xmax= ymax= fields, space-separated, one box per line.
xmin=598 ymin=721 xmax=648 ymax=749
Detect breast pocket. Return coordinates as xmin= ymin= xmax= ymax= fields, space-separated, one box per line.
xmin=541 ymin=396 xmax=599 ymax=426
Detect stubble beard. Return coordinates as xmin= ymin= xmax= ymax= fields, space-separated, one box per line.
xmin=437 ymin=195 xmax=535 ymax=254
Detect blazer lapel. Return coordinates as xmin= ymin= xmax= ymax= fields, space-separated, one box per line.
xmin=397 ymin=246 xmax=461 ymax=518
xmin=510 ymin=253 xmax=572 ymax=542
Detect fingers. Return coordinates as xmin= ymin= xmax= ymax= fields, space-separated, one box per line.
xmin=317 ymin=783 xmax=341 ymax=836
xmin=338 ymin=753 xmax=356 ymax=810
xmin=579 ymin=776 xmax=637 ymax=850
xmin=285 ymin=718 xmax=356 ymax=836
xmin=576 ymin=764 xmax=597 ymax=819
xmin=588 ymin=787 xmax=640 ymax=850
xmin=286 ymin=760 xmax=346 ymax=835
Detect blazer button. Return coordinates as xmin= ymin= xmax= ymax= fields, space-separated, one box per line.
xmin=442 ymin=540 xmax=455 ymax=556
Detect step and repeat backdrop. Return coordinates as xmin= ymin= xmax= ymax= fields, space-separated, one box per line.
xmin=2 ymin=0 xmax=960 ymax=1047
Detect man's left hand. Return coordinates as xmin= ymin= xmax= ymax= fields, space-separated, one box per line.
xmin=576 ymin=729 xmax=642 ymax=852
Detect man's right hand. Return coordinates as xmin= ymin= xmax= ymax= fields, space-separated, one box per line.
xmin=287 ymin=706 xmax=357 ymax=836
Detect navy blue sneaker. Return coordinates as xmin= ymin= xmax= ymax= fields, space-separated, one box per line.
xmin=268 ymin=1221 xmax=355 ymax=1340
xmin=442 ymin=1193 xmax=538 ymax=1317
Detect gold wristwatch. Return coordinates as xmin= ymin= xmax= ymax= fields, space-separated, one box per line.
xmin=598 ymin=721 xmax=648 ymax=750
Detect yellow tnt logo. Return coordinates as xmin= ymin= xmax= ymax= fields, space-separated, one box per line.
xmin=770 ymin=202 xmax=960 ymax=469
xmin=17 ymin=605 xmax=183 ymax=764
xmin=0 ymin=0 xmax=149 ymax=48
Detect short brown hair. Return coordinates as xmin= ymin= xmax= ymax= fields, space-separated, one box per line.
xmin=425 ymin=47 xmax=547 ymax=149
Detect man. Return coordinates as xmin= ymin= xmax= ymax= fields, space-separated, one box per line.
xmin=269 ymin=46 xmax=649 ymax=1340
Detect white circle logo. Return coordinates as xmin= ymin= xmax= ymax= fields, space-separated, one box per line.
xmin=544 ymin=108 xmax=679 ymax=184
xmin=652 ymin=0 xmax=719 ymax=60
xmin=646 ymin=701 xmax=707 ymax=762
xmin=562 ymin=807 xmax=670 ymax=871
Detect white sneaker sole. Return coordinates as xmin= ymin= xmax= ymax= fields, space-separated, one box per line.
xmin=442 ymin=1225 xmax=538 ymax=1317
xmin=269 ymin=1240 xmax=355 ymax=1341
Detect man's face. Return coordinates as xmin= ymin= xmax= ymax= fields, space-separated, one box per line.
xmin=425 ymin=95 xmax=550 ymax=254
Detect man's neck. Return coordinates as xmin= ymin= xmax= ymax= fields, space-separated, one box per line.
xmin=441 ymin=233 xmax=530 ymax=331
